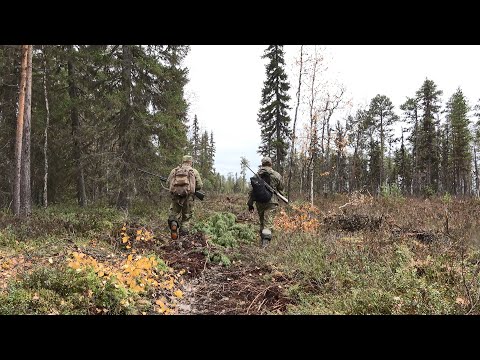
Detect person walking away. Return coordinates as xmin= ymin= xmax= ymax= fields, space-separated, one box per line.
xmin=247 ymin=157 xmax=284 ymax=247
xmin=166 ymin=155 xmax=203 ymax=239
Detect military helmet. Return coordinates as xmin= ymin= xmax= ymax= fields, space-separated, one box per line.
xmin=261 ymin=156 xmax=272 ymax=166
xmin=182 ymin=155 xmax=193 ymax=163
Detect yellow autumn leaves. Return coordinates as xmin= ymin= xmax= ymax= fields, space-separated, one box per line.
xmin=274 ymin=203 xmax=321 ymax=233
xmin=1 ymin=259 xmax=14 ymax=270
xmin=67 ymin=251 xmax=185 ymax=314
xmin=119 ymin=223 xmax=155 ymax=249
xmin=154 ymin=289 xmax=184 ymax=314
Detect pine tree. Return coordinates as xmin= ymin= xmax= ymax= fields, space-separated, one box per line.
xmin=41 ymin=45 xmax=51 ymax=207
xmin=368 ymin=94 xmax=399 ymax=189
xmin=257 ymin=45 xmax=291 ymax=171
xmin=21 ymin=45 xmax=33 ymax=215
xmin=346 ymin=110 xmax=369 ymax=192
xmin=13 ymin=45 xmax=29 ymax=215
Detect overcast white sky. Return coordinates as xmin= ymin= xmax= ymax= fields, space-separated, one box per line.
xmin=184 ymin=45 xmax=480 ymax=177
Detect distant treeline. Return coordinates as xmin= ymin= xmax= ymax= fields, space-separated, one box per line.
xmin=255 ymin=45 xmax=480 ymax=200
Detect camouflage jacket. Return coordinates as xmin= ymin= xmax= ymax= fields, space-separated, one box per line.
xmin=247 ymin=166 xmax=284 ymax=206
xmin=166 ymin=165 xmax=203 ymax=193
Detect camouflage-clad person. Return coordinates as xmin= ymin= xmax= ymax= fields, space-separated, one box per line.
xmin=166 ymin=155 xmax=203 ymax=239
xmin=247 ymin=157 xmax=284 ymax=247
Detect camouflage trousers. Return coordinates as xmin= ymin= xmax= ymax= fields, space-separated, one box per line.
xmin=169 ymin=194 xmax=195 ymax=231
xmin=255 ymin=202 xmax=278 ymax=234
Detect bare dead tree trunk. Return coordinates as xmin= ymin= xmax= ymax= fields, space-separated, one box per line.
xmin=351 ymin=127 xmax=362 ymax=192
xmin=13 ymin=45 xmax=29 ymax=216
xmin=320 ymin=87 xmax=345 ymax=195
xmin=287 ymin=45 xmax=303 ymax=201
xmin=310 ymin=163 xmax=314 ymax=206
xmin=319 ymin=99 xmax=330 ymax=194
xmin=67 ymin=45 xmax=87 ymax=206
xmin=21 ymin=45 xmax=33 ymax=216
xmin=309 ymin=119 xmax=316 ymax=206
xmin=320 ymin=99 xmax=330 ymax=156
xmin=379 ymin=112 xmax=384 ymax=189
xmin=473 ymin=144 xmax=479 ymax=197
xmin=299 ymin=166 xmax=303 ymax=196
xmin=306 ymin=47 xmax=320 ymax=206
xmin=274 ymin=46 xmax=282 ymax=171
xmin=325 ymin=125 xmax=332 ymax=194
xmin=42 ymin=45 xmax=50 ymax=208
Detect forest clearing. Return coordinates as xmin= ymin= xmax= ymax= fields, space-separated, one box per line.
xmin=1 ymin=193 xmax=480 ymax=315
xmin=1 ymin=45 xmax=480 ymax=315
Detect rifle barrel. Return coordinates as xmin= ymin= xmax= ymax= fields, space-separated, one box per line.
xmin=137 ymin=168 xmax=167 ymax=181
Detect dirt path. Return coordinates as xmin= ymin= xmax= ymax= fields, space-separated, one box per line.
xmin=157 ymin=233 xmax=292 ymax=315
xmin=0 ymin=213 xmax=294 ymax=315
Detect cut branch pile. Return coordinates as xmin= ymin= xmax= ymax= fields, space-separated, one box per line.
xmin=324 ymin=214 xmax=383 ymax=231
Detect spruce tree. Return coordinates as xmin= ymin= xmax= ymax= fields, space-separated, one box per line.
xmin=400 ymin=97 xmax=420 ymax=195
xmin=154 ymin=45 xmax=190 ymax=173
xmin=445 ymin=88 xmax=472 ymax=194
xmin=191 ymin=114 xmax=200 ymax=164
xmin=0 ymin=45 xmax=191 ymax=209
xmin=199 ymin=130 xmax=209 ymax=178
xmin=474 ymin=99 xmax=480 ymax=145
xmin=209 ymin=131 xmax=215 ymax=173
xmin=416 ymin=79 xmax=443 ymax=194
xmin=257 ymin=45 xmax=291 ymax=171
xmin=394 ymin=131 xmax=412 ymax=194
xmin=439 ymin=122 xmax=452 ymax=194
xmin=0 ymin=46 xmax=20 ymax=207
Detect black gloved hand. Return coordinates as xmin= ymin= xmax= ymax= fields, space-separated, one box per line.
xmin=248 ymin=205 xmax=254 ymax=212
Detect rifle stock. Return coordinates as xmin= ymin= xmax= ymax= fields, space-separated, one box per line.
xmin=136 ymin=168 xmax=205 ymax=201
xmin=274 ymin=190 xmax=289 ymax=204
xmin=194 ymin=190 xmax=205 ymax=201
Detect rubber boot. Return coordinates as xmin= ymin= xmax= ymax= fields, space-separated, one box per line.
xmin=261 ymin=228 xmax=272 ymax=248
xmin=170 ymin=220 xmax=178 ymax=240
